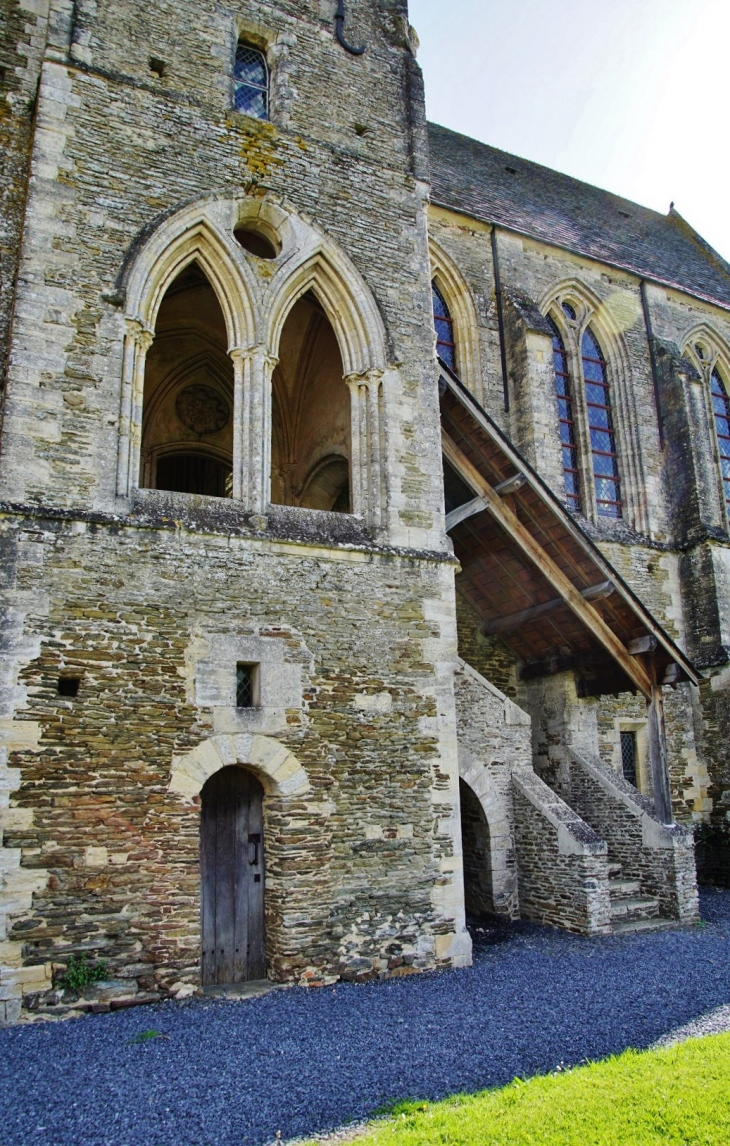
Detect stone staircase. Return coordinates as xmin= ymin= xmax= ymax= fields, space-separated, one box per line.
xmin=607 ymin=861 xmax=674 ymax=935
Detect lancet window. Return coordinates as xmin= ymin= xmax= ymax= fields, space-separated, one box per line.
xmin=432 ymin=282 xmax=456 ymax=372
xmin=271 ymin=292 xmax=351 ymax=514
xmin=582 ymin=327 xmax=622 ymax=519
xmin=138 ymin=262 xmax=234 ymax=498
xmin=548 ymin=316 xmax=581 ymax=513
xmin=711 ymin=366 xmax=730 ymax=513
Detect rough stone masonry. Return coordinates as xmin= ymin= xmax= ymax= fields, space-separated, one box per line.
xmin=1 ymin=0 xmax=727 ymax=1022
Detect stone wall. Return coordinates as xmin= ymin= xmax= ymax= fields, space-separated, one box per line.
xmin=453 ymin=658 xmax=531 ymax=919
xmin=512 ymin=769 xmax=611 ymax=935
xmin=0 ymin=506 xmax=471 ymax=1013
xmin=568 ymin=750 xmax=699 ymax=922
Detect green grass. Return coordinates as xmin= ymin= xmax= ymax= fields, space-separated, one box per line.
xmin=328 ymin=1032 xmax=730 ymax=1145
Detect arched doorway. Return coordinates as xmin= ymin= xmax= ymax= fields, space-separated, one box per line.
xmin=200 ymin=766 xmax=265 ymax=985
xmin=459 ymin=778 xmax=495 ymax=921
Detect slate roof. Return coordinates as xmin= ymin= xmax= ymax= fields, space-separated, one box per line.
xmin=428 ymin=122 xmax=730 ymax=311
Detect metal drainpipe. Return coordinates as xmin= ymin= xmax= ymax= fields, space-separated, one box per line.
xmin=491 ymin=226 xmax=510 ymax=413
xmin=640 ymin=279 xmax=665 ymax=449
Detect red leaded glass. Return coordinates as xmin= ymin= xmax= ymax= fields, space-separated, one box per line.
xmin=548 ymin=316 xmax=581 ymax=513
xmin=582 ymin=328 xmax=622 ymax=518
xmin=432 ymin=282 xmax=456 ymax=372
xmin=711 ymin=367 xmax=730 ymax=513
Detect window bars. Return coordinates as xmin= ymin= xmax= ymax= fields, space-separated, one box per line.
xmin=581 ymin=328 xmax=622 ymax=519
xmin=548 ymin=316 xmax=581 ymax=514
xmin=620 ymin=730 xmax=637 ymax=787
xmin=236 ymin=664 xmax=256 ymax=708
xmin=432 ymin=282 xmax=456 ymax=372
xmin=234 ymin=43 xmax=268 ymax=118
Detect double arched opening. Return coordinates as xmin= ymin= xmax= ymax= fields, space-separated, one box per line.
xmin=119 ymin=197 xmax=387 ymax=525
xmin=140 ymin=266 xmax=351 ymax=513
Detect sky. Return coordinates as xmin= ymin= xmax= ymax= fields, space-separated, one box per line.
xmin=408 ymin=0 xmax=730 ymax=262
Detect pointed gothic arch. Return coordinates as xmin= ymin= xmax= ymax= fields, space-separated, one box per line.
xmin=682 ymin=324 xmax=730 ymax=521
xmin=117 ymin=203 xmax=260 ymax=499
xmin=540 ymin=279 xmax=648 ymax=532
xmin=266 ymin=247 xmax=388 ymax=523
xmin=429 ymin=237 xmax=482 ymax=399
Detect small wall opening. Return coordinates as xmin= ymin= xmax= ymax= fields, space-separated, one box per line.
xmin=271 ymin=292 xmax=351 ymax=512
xmin=234 ymin=227 xmax=278 ymax=260
xmin=140 ymin=262 xmax=234 ymax=497
xmin=460 ymin=778 xmax=495 ymax=920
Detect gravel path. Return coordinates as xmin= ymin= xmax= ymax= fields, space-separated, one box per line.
xmin=2 ymin=887 xmax=729 ymax=1146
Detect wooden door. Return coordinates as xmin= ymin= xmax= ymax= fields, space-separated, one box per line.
xmin=200 ymin=766 xmax=265 ymax=985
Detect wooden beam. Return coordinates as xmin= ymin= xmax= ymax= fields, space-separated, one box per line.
xmin=628 ymin=635 xmax=658 ymax=655
xmin=484 ymin=582 xmax=615 ymax=635
xmin=494 ymin=472 xmax=527 ymax=496
xmin=445 ymin=496 xmax=487 ymax=532
xmin=442 ymin=430 xmax=653 ymax=699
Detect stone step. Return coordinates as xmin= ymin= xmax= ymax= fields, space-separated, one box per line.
xmin=607 ymin=862 xmax=623 ymax=879
xmin=612 ymin=917 xmax=677 ymax=936
xmin=609 ymin=878 xmax=641 ymax=897
xmin=610 ymin=894 xmax=661 ymax=921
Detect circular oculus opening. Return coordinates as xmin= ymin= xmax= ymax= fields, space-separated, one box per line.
xmin=234 ymin=227 xmax=279 ymax=260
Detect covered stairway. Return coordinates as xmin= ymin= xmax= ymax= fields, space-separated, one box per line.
xmin=440 ymin=363 xmax=700 ymax=933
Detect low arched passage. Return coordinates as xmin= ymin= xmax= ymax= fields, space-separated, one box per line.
xmin=457 ymin=750 xmax=519 ymax=920
xmin=459 ymin=778 xmax=495 ymax=921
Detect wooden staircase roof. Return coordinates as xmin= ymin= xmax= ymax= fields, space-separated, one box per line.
xmin=439 ymin=365 xmax=699 ymax=699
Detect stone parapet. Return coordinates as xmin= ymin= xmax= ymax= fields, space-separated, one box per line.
xmin=512 ymin=769 xmax=612 ymax=935
xmin=568 ymin=750 xmax=700 ymax=923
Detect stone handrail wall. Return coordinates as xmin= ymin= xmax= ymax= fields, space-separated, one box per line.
xmin=453 ymin=659 xmax=531 ymax=919
xmin=512 ymin=769 xmax=612 ymax=935
xmin=568 ymin=750 xmax=699 ymax=923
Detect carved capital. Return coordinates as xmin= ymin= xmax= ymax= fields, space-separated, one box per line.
xmin=124 ymin=318 xmax=154 ymax=352
xmin=345 ymin=368 xmax=382 ymax=392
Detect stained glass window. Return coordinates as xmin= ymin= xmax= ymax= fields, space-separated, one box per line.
xmin=582 ymin=328 xmax=622 ymax=518
xmin=548 ymin=316 xmax=581 ymax=513
xmin=234 ymin=43 xmax=268 ymax=119
xmin=432 ymin=282 xmax=456 ymax=372
xmin=711 ymin=367 xmax=730 ymax=514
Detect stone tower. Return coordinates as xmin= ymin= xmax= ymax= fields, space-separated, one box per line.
xmin=0 ymin=2 xmax=703 ymax=1022
xmin=0 ymin=0 xmax=473 ymax=1016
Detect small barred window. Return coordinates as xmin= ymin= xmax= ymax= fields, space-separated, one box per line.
xmin=582 ymin=327 xmax=622 ymax=519
xmin=432 ymin=282 xmax=456 ymax=372
xmin=234 ymin=42 xmax=268 ymax=119
xmin=620 ymin=731 xmax=637 ymax=786
xmin=236 ymin=663 xmax=257 ymax=708
xmin=548 ymin=316 xmax=581 ymax=514
xmin=711 ymin=366 xmax=730 ymax=514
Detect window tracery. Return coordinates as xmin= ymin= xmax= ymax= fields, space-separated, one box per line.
xmin=544 ymin=289 xmax=631 ymax=524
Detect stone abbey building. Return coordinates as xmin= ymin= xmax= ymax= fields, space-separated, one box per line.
xmin=0 ymin=0 xmax=728 ymax=1021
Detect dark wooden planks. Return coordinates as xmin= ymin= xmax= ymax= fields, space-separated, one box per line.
xmin=200 ymin=766 xmax=266 ymax=985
